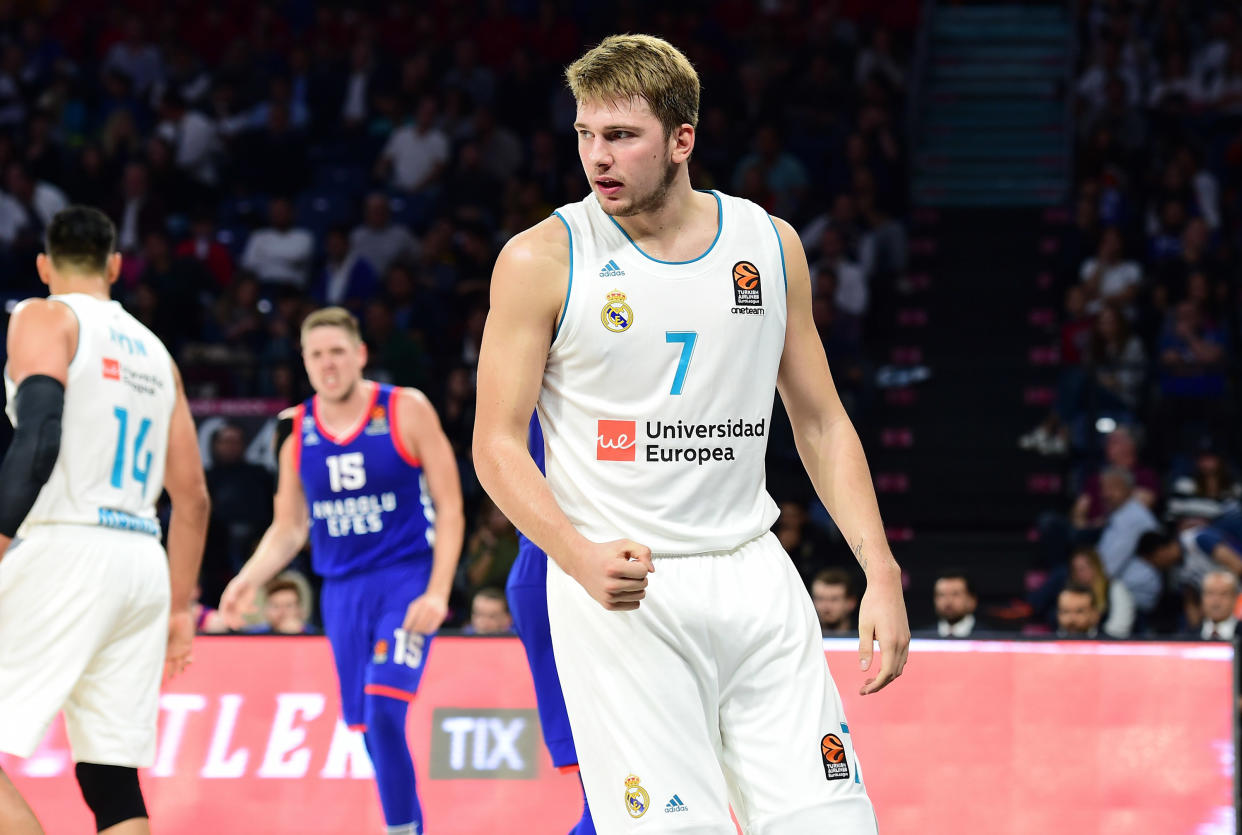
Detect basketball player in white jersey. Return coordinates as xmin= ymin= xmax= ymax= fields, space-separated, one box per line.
xmin=0 ymin=206 xmax=209 ymax=835
xmin=474 ymin=36 xmax=909 ymax=833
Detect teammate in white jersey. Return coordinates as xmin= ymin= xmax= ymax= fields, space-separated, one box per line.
xmin=474 ymin=36 xmax=909 ymax=833
xmin=0 ymin=207 xmax=209 ymax=835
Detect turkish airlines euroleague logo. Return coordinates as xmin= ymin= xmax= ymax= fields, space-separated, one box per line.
xmin=732 ymin=261 xmax=762 ymax=307
xmin=596 ymin=420 xmax=636 ymax=462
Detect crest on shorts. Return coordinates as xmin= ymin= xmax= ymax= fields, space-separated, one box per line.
xmin=601 ymin=290 xmax=634 ymax=333
xmin=624 ymin=774 xmax=649 ymax=818
xmin=372 ymin=639 xmax=389 ymax=664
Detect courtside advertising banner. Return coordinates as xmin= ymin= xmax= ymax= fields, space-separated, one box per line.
xmin=3 ymin=637 xmax=1232 ymax=834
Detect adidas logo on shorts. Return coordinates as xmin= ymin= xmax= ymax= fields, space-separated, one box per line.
xmin=664 ymin=795 xmax=688 ymax=813
xmin=599 ymin=259 xmax=625 ymax=277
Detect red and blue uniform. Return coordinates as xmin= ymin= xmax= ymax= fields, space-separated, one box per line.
xmin=293 ymin=382 xmax=432 ymax=833
xmin=507 ymin=414 xmax=594 ymax=833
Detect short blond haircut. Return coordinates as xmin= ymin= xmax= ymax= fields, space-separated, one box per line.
xmin=565 ymin=34 xmax=700 ymax=137
xmin=301 ymin=306 xmax=362 ymax=344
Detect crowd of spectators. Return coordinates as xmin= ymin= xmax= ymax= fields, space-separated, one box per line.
xmin=0 ymin=1 xmax=915 ymax=629
xmin=1016 ymin=0 xmax=1242 ymax=638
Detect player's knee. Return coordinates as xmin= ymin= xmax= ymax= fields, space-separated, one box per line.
xmin=74 ymin=763 xmax=147 ymax=833
xmin=364 ymin=691 xmax=410 ymax=738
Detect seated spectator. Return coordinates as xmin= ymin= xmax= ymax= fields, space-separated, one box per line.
xmin=175 ymin=212 xmax=235 ymax=289
xmin=1080 ymin=227 xmax=1142 ymax=317
xmin=313 ymin=225 xmax=378 ymax=311
xmin=1158 ymin=300 xmax=1227 ymax=398
xmin=1197 ymin=571 xmax=1238 ymax=640
xmin=1072 ymin=428 xmax=1159 ymax=529
xmin=240 ymin=195 xmax=314 ymax=291
xmin=1068 ymin=547 xmax=1134 ymax=638
xmin=363 ymin=298 xmax=429 ymax=389
xmin=205 ymin=422 xmax=275 ymax=580
xmin=350 ymin=193 xmax=420 ymax=275
xmin=810 ymin=569 xmax=856 ymax=637
xmin=244 ymin=576 xmax=318 ymax=635
xmin=155 ymin=90 xmax=220 ymax=193
xmin=1057 ymin=583 xmax=1103 ymax=638
xmin=1167 ymin=439 xmax=1241 ymax=524
xmin=375 ymin=95 xmax=449 ymax=194
xmin=731 ymin=125 xmax=808 ymax=219
xmin=465 ymin=587 xmax=513 ymax=636
xmin=918 ymin=572 xmax=978 ymax=638
xmin=774 ymin=498 xmax=833 ymax=584
xmin=192 ymin=583 xmax=229 ymax=634
xmin=109 ymin=161 xmax=167 ymax=255
xmin=1096 ymin=467 xmax=1162 ymax=612
xmin=461 ymin=498 xmax=519 ymax=595
xmin=1060 ymin=285 xmax=1094 ymax=366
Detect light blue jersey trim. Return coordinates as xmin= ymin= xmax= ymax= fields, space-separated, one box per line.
xmin=766 ymin=214 xmax=788 ymax=292
xmin=607 ymin=190 xmax=723 ymax=265
xmin=552 ymin=211 xmax=573 ymax=341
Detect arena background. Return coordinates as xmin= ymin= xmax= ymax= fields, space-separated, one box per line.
xmin=0 ymin=0 xmax=1238 ymax=832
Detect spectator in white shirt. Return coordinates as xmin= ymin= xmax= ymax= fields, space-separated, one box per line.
xmin=2 ymin=162 xmax=67 ymax=233
xmin=156 ymin=91 xmax=219 ymax=188
xmin=1080 ymin=226 xmax=1142 ymax=316
xmin=1056 ymin=584 xmax=1102 ymax=638
xmin=929 ymin=573 xmax=978 ymax=638
xmin=240 ymin=196 xmax=314 ymax=290
xmin=350 ymin=193 xmax=420 ymax=274
xmin=1097 ymin=468 xmax=1163 ymax=612
xmin=1199 ymin=571 xmax=1239 ymax=640
xmin=375 ymin=96 xmax=449 ymax=193
xmin=102 ymin=16 xmax=163 ymax=97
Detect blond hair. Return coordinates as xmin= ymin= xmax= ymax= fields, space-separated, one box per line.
xmin=301 ymin=306 xmax=361 ymax=344
xmin=565 ymin=34 xmax=699 ymax=137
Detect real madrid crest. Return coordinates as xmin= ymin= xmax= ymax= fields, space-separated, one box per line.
xmin=624 ymin=774 xmax=649 ymax=818
xmin=601 ymin=289 xmax=634 ymax=333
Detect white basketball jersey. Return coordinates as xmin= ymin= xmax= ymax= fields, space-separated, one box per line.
xmin=540 ymin=191 xmax=786 ymax=555
xmin=4 ymin=294 xmax=176 ymax=537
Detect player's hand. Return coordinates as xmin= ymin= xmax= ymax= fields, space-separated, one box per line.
xmin=857 ymin=566 xmax=910 ymax=695
xmin=403 ymin=592 xmax=449 ymax=635
xmin=164 ymin=609 xmax=195 ymax=682
xmin=218 ymin=575 xmax=258 ymax=630
xmin=568 ymin=539 xmax=654 ymax=612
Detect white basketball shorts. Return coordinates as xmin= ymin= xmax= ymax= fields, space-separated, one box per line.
xmin=0 ymin=524 xmax=170 ymax=767
xmin=547 ymin=531 xmax=877 ymax=834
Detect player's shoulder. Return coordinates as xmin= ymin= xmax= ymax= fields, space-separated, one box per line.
xmin=497 ymin=215 xmax=570 ymax=271
xmin=9 ymin=296 xmax=77 ymax=329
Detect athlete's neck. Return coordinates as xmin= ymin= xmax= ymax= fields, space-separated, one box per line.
xmin=610 ymin=185 xmax=718 ymax=262
xmin=49 ymin=277 xmax=111 ymax=301
xmin=315 ymin=379 xmax=376 ymax=435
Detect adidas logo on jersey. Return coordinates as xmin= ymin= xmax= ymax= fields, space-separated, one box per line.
xmin=599 ymin=259 xmax=625 ymax=277
xmin=665 ymin=795 xmax=688 ymax=813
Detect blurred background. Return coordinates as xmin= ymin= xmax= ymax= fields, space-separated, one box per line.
xmin=0 ymin=0 xmax=1238 ymax=831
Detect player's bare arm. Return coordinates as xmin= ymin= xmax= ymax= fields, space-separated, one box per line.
xmin=771 ymin=216 xmax=910 ymax=695
xmin=473 ymin=218 xmax=653 ymax=611
xmin=0 ymin=299 xmax=76 ymax=558
xmin=393 ymin=387 xmax=464 ymax=634
xmin=218 ymin=412 xmax=310 ymax=628
xmin=161 ymin=361 xmax=211 ymax=680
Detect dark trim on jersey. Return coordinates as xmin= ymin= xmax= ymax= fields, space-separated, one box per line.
xmin=313 ymin=381 xmax=380 ymax=446
xmin=387 ymin=388 xmax=422 ymax=467
xmin=767 ymin=214 xmax=788 ymax=293
xmin=551 ymin=210 xmax=573 ymax=342
xmin=291 ymin=403 xmax=305 ymax=473
xmin=606 ymin=189 xmax=723 ymax=265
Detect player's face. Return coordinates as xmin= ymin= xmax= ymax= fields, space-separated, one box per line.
xmin=1202 ymin=575 xmax=1237 ymax=623
xmin=575 ymin=96 xmax=678 ymax=217
xmin=302 ymin=325 xmax=366 ymax=402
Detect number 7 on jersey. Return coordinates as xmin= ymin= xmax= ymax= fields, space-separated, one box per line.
xmin=665 ymin=331 xmax=698 ymax=396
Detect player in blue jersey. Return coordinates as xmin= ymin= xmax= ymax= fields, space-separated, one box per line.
xmin=220 ymin=307 xmax=463 ymax=835
xmin=506 ymin=415 xmax=595 ymax=834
